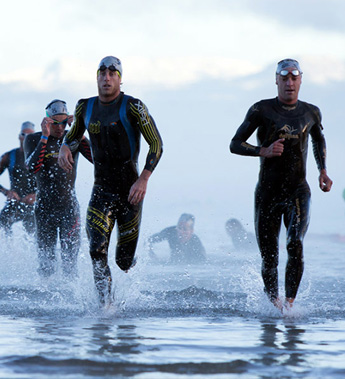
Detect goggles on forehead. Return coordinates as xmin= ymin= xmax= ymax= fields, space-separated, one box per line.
xmin=98 ymin=64 xmax=121 ymax=76
xmin=278 ymin=69 xmax=301 ymax=77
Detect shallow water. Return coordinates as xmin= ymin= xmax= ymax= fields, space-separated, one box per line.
xmin=1 ymin=226 xmax=345 ymax=378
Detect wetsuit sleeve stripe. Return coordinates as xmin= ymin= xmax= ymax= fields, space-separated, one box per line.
xmin=24 ymin=134 xmax=47 ymax=174
xmin=64 ymin=100 xmax=87 ymax=147
xmin=34 ymin=145 xmax=47 ymax=173
xmin=79 ymin=139 xmax=93 ymax=163
xmin=129 ymin=101 xmax=163 ymax=171
xmin=129 ymin=102 xmax=162 ymax=152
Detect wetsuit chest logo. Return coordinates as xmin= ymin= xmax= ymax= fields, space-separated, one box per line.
xmin=278 ymin=124 xmax=299 ymax=139
xmin=89 ymin=121 xmax=101 ymax=134
xmin=45 ymin=152 xmax=59 ymax=159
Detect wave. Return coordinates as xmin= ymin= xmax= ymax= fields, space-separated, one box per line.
xmin=1 ymin=280 xmax=345 ymax=321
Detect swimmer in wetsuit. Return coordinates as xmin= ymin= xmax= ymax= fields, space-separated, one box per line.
xmin=148 ymin=214 xmax=206 ymax=264
xmin=24 ymin=99 xmax=93 ymax=278
xmin=0 ymin=121 xmax=36 ymax=235
xmin=230 ymin=59 xmax=333 ymax=309
xmin=58 ymin=56 xmax=163 ymax=305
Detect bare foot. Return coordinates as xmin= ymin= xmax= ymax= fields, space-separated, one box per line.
xmin=284 ymin=297 xmax=294 ymax=309
xmin=273 ymin=297 xmax=284 ymax=311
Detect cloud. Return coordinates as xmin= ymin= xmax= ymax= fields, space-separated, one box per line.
xmin=1 ymin=54 xmax=345 ymax=95
xmin=0 ymin=55 xmax=263 ymax=92
xmin=300 ymin=56 xmax=345 ymax=84
xmin=2 ymin=0 xmax=345 ymax=93
xmin=238 ymin=0 xmax=345 ymax=33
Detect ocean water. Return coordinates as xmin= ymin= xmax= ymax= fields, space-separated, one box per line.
xmin=1 ymin=222 xmax=345 ymax=379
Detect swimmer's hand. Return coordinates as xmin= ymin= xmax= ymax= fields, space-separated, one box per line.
xmin=319 ymin=169 xmax=332 ymax=192
xmin=128 ymin=169 xmax=151 ymax=205
xmin=260 ymin=138 xmax=285 ymax=158
xmin=58 ymin=144 xmax=74 ymax=172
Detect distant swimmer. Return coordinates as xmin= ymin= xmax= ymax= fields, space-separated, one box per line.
xmin=24 ymin=99 xmax=93 ymax=278
xmin=230 ymin=59 xmax=332 ymax=310
xmin=58 ymin=56 xmax=163 ymax=306
xmin=0 ymin=122 xmax=36 ymax=235
xmin=147 ymin=213 xmax=206 ymax=264
xmin=225 ymin=218 xmax=257 ymax=252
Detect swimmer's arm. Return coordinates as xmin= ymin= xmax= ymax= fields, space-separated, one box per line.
xmin=78 ymin=137 xmax=93 ymax=164
xmin=128 ymin=99 xmax=163 ymax=172
xmin=230 ymin=103 xmax=262 ymax=156
xmin=309 ymin=109 xmax=332 ymax=192
xmin=24 ymin=133 xmax=47 ymax=174
xmin=0 ymin=153 xmax=9 ymax=195
xmin=59 ymin=100 xmax=88 ymax=171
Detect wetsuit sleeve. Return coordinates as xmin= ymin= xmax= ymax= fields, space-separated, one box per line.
xmin=128 ymin=99 xmax=163 ymax=172
xmin=78 ymin=137 xmax=93 ymax=164
xmin=309 ymin=106 xmax=327 ymax=171
xmin=0 ymin=152 xmax=9 ymax=175
xmin=230 ymin=103 xmax=262 ymax=156
xmin=63 ymin=100 xmax=87 ymax=152
xmin=148 ymin=227 xmax=171 ymax=244
xmin=24 ymin=134 xmax=47 ymax=174
xmin=0 ymin=152 xmax=9 ymax=194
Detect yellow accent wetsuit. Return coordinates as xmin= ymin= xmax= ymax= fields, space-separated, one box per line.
xmin=64 ymin=91 xmax=163 ymax=304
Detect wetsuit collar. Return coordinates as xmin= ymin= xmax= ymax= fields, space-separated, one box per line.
xmin=99 ymin=91 xmax=123 ymax=106
xmin=276 ymin=97 xmax=299 ymax=111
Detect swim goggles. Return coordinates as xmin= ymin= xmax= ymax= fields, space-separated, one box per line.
xmin=98 ymin=64 xmax=122 ymax=78
xmin=51 ymin=117 xmax=69 ymax=125
xmin=278 ymin=69 xmax=302 ymax=77
xmin=98 ymin=56 xmax=122 ymax=77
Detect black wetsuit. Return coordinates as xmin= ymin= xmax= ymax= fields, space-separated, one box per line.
xmin=0 ymin=147 xmax=36 ymax=234
xmin=24 ymin=131 xmax=92 ymax=277
xmin=63 ymin=92 xmax=163 ymax=301
xmin=148 ymin=226 xmax=206 ymax=264
xmin=230 ymin=97 xmax=327 ymax=301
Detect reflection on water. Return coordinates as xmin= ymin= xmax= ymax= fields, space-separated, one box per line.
xmin=87 ymin=323 xmax=144 ymax=357
xmin=2 ymin=316 xmax=345 ymax=378
xmin=256 ymin=320 xmax=306 ymax=370
xmin=1 ymin=230 xmax=345 ymax=378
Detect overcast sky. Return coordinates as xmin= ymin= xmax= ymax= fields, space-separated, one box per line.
xmin=1 ymin=0 xmax=345 ymax=237
xmin=2 ymin=0 xmax=345 ymax=91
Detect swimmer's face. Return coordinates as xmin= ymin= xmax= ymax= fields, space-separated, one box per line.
xmin=97 ymin=68 xmax=121 ymax=101
xmin=177 ymin=220 xmax=194 ymax=242
xmin=19 ymin=128 xmax=34 ymax=140
xmin=50 ymin=115 xmax=68 ymax=139
xmin=276 ymin=66 xmax=302 ymax=105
